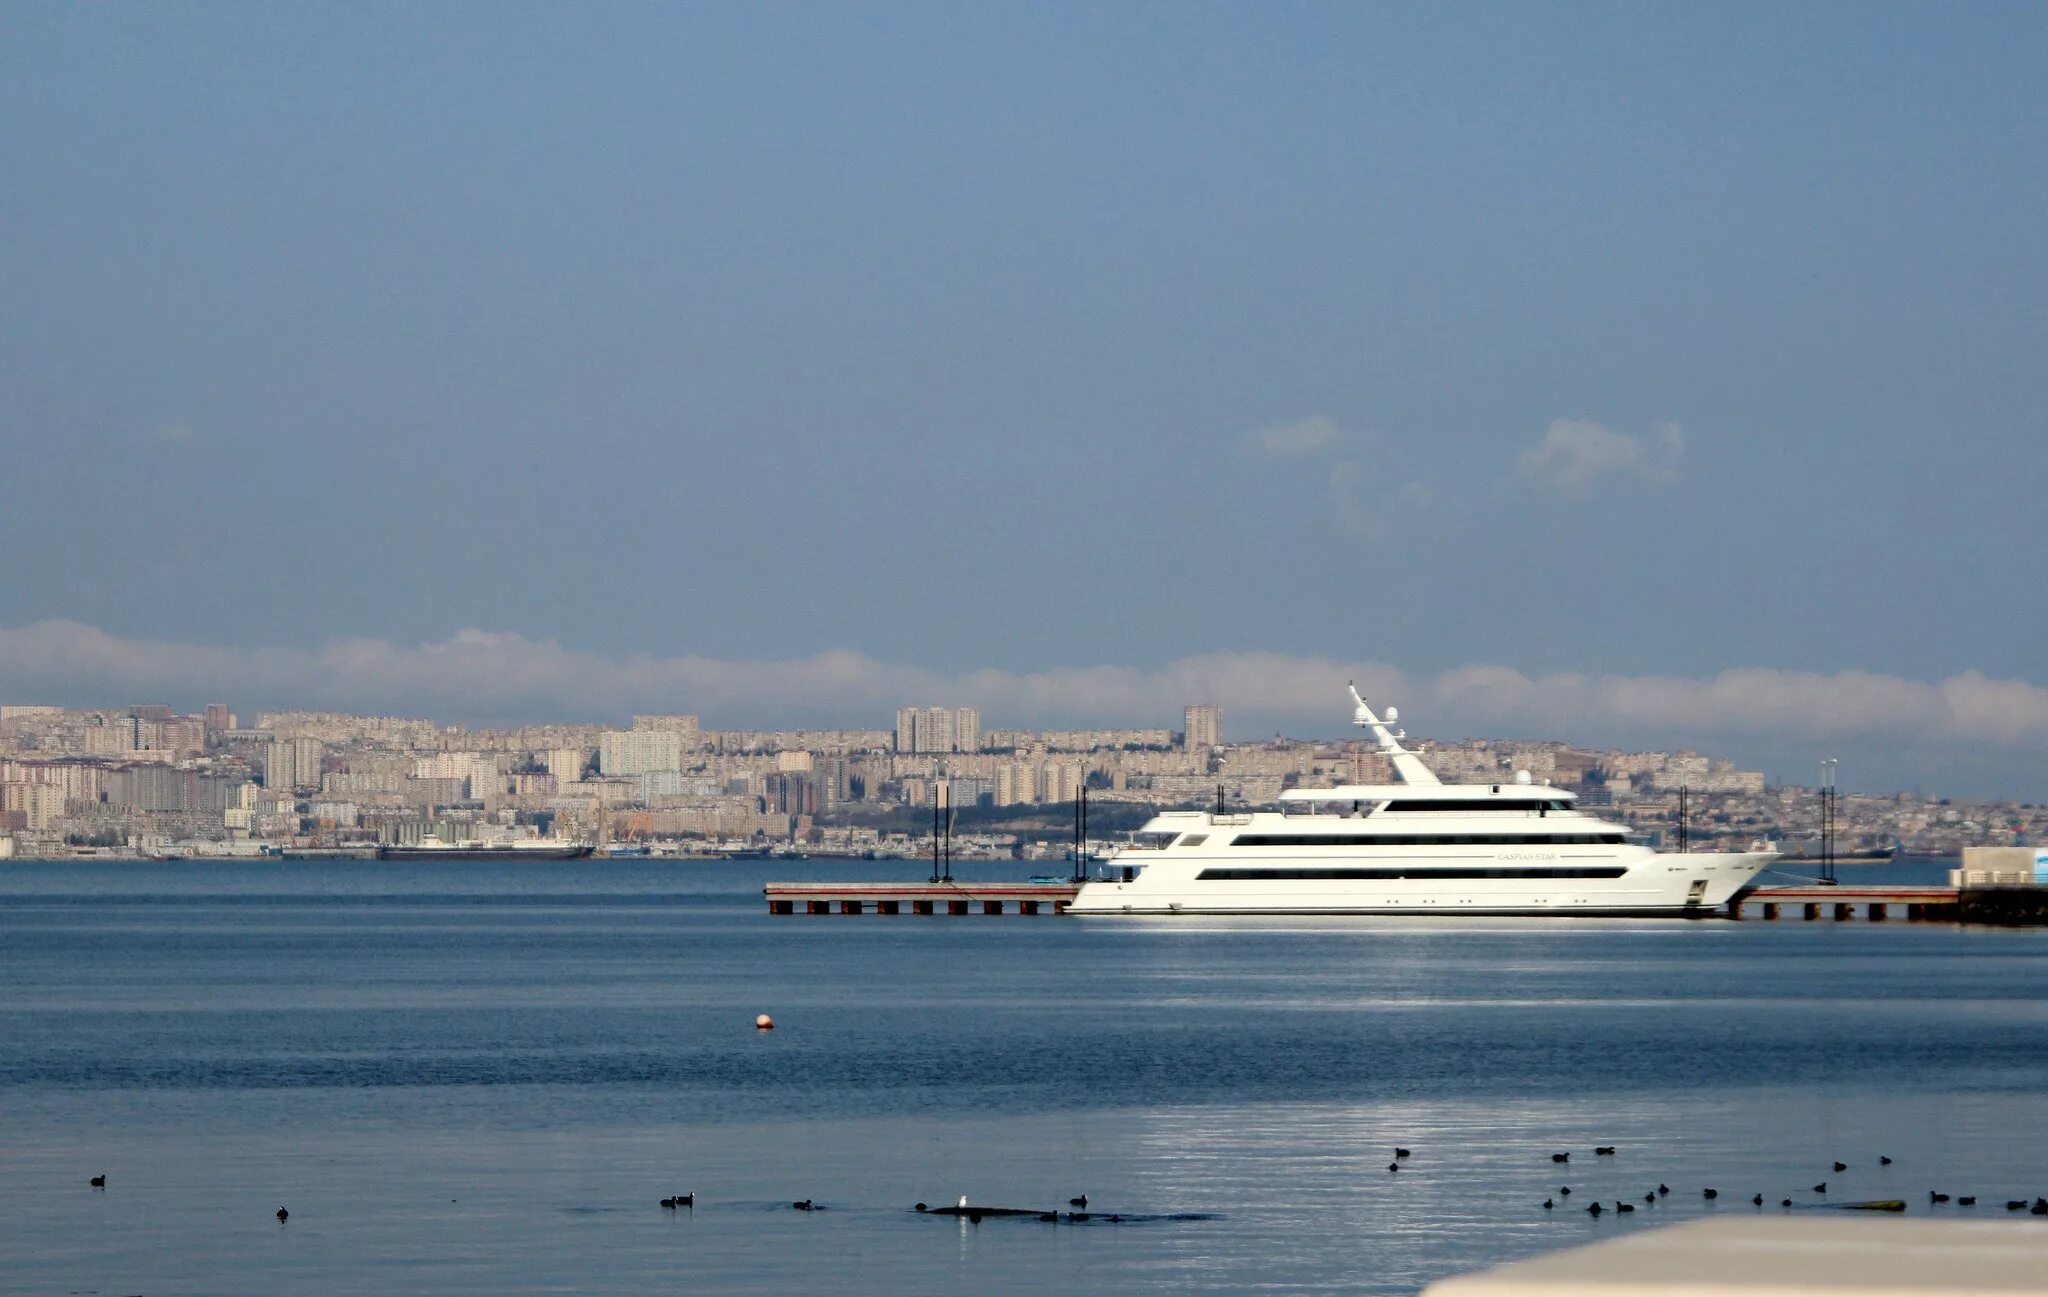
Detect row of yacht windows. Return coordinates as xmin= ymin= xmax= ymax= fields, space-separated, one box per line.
xmin=1380 ymin=799 xmax=1574 ymax=814
xmin=1196 ymin=866 xmax=1630 ymax=881
xmin=1229 ymin=833 xmax=1627 ymax=847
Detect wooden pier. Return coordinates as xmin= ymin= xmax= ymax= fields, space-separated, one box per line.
xmin=1731 ymin=885 xmax=1959 ymax=922
xmin=766 ymin=881 xmax=1081 ymax=916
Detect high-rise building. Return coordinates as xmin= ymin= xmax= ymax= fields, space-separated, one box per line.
xmin=1183 ymin=705 xmax=1222 ymax=751
xmin=895 ymin=706 xmax=982 ymax=754
xmin=995 ymin=763 xmax=1037 ymax=807
xmin=543 ymin=748 xmax=590 ymax=784
xmin=204 ymin=703 xmax=234 ymax=732
xmin=599 ymin=730 xmax=683 ymax=776
xmin=264 ymin=738 xmax=325 ymax=792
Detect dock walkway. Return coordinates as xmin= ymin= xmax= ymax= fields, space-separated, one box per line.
xmin=766 ymin=881 xmax=1080 ymax=916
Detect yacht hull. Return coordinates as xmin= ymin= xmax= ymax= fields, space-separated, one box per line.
xmin=1067 ymin=850 xmax=1775 ymax=916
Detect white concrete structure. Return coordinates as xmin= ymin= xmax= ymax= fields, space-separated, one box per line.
xmin=1424 ymin=1216 xmax=2048 ymax=1297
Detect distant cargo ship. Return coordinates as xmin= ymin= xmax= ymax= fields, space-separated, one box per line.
xmin=377 ymin=838 xmax=593 ymax=862
xmin=1775 ymin=846 xmax=1898 ymax=866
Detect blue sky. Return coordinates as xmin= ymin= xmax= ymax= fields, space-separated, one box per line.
xmin=2 ymin=4 xmax=2044 ymax=793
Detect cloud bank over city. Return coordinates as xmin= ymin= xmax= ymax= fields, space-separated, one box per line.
xmin=3 ymin=621 xmax=2043 ymax=761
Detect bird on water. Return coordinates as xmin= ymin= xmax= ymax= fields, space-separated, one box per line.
xmin=1551 ymin=1153 xmax=1570 ymax=1163
xmin=1812 ymin=1182 xmax=1827 ymax=1194
xmin=1069 ymin=1195 xmax=1087 ymax=1207
xmin=1834 ymin=1161 xmax=1848 ymax=1172
xmin=1387 ymin=1162 xmax=1400 ymax=1173
xmin=1880 ymin=1156 xmax=1893 ymax=1166
xmin=1703 ymin=1188 xmax=1718 ymax=1200
xmin=1752 ymin=1194 xmax=1764 ymax=1206
xmin=1394 ymin=1148 xmax=1411 ymax=1159
xmin=276 ymin=1207 xmax=289 ymax=1223
xmin=1542 ymin=1198 xmax=1554 ymax=1209
xmin=89 ymin=1175 xmax=106 ymax=1188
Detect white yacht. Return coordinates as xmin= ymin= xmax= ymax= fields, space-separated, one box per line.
xmin=1067 ymin=686 xmax=1775 ymax=916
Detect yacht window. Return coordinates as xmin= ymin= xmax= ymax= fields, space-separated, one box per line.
xmin=1198 ymin=865 xmax=1628 ymax=881
xmin=1380 ymin=799 xmax=1573 ymax=813
xmin=1230 ymin=833 xmax=1625 ymax=847
xmin=1129 ymin=831 xmax=1180 ymax=851
xmin=1178 ymin=834 xmax=1208 ymax=847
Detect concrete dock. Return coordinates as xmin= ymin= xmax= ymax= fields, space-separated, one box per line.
xmin=766 ymin=881 xmax=1081 ymax=916
xmin=1423 ymin=1216 xmax=2048 ymax=1296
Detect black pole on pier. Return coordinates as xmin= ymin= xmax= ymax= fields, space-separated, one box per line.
xmin=942 ymin=807 xmax=954 ymax=884
xmin=930 ymin=796 xmax=940 ymax=885
xmin=1820 ymin=759 xmax=1838 ymax=885
xmin=1070 ymin=783 xmax=1089 ymax=883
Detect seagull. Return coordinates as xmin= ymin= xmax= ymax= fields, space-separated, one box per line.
xmin=957 ymin=1195 xmax=968 ymax=1210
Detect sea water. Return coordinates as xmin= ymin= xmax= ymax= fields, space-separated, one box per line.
xmin=3 ymin=857 xmax=2047 ymax=1295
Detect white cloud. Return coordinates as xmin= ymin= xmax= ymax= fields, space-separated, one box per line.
xmin=1 ymin=621 xmax=2045 ymax=753
xmin=1246 ymin=414 xmax=1343 ymax=457
xmin=1516 ymin=418 xmax=1683 ymax=496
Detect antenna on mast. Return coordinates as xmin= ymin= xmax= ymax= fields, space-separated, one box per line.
xmin=1346 ymin=681 xmax=1440 ymax=786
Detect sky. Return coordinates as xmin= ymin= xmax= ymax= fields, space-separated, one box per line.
xmin=2 ymin=3 xmax=2044 ymax=796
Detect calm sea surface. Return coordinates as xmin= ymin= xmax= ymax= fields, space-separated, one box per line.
xmin=4 ymin=856 xmax=2047 ymax=1295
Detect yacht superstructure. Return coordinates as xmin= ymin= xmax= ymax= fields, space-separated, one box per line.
xmin=1066 ymin=686 xmax=1774 ymax=916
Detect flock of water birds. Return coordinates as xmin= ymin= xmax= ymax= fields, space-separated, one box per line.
xmin=82 ymin=1141 xmax=2048 ymax=1229
xmin=1381 ymin=1144 xmax=2048 ymax=1219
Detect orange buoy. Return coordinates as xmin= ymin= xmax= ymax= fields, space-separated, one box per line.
xmin=755 ymin=1014 xmax=775 ymax=1030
